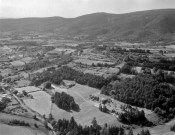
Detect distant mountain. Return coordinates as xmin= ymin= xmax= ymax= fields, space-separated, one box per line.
xmin=1 ymin=9 xmax=175 ymax=42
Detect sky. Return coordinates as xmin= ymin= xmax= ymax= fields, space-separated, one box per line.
xmin=0 ymin=0 xmax=175 ymax=18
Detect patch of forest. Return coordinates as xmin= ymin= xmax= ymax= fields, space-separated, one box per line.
xmin=118 ymin=105 xmax=153 ymax=126
xmin=51 ymin=92 xmax=79 ymax=111
xmin=101 ymin=73 xmax=175 ymax=121
xmin=31 ymin=66 xmax=109 ymax=89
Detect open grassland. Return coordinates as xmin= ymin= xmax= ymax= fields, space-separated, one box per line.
xmin=0 ymin=123 xmax=49 ymax=135
xmin=21 ymin=83 xmax=153 ymax=127
xmin=24 ymin=91 xmax=52 ymax=116
xmin=51 ymin=104 xmax=71 ymax=120
xmin=68 ymin=84 xmax=99 ymax=99
xmin=51 ymin=84 xmax=120 ymax=126
xmin=72 ymin=101 xmax=119 ymax=126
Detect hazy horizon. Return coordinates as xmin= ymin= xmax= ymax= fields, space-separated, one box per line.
xmin=1 ymin=0 xmax=175 ymax=18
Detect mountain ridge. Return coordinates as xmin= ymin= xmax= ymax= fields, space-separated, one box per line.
xmin=1 ymin=9 xmax=175 ymax=42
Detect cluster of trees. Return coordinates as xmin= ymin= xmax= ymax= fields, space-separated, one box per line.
xmin=109 ymin=47 xmax=150 ymax=54
xmin=44 ymin=81 xmax=52 ymax=89
xmin=99 ymin=104 xmax=108 ymax=113
xmin=120 ymin=63 xmax=133 ymax=74
xmin=31 ymin=66 xmax=109 ymax=89
xmin=8 ymin=119 xmax=30 ymax=127
xmin=101 ymin=74 xmax=175 ymax=120
xmin=92 ymin=63 xmax=115 ymax=68
xmin=137 ymin=129 xmax=151 ymax=135
xmin=142 ymin=61 xmax=175 ymax=71
xmin=125 ymin=55 xmax=175 ymax=71
xmin=124 ymin=49 xmax=150 ymax=54
xmin=118 ymin=105 xmax=151 ymax=126
xmin=0 ymin=96 xmax=10 ymax=112
xmin=52 ymin=117 xmax=151 ymax=135
xmin=52 ymin=92 xmax=79 ymax=111
xmin=0 ymin=101 xmax=7 ymax=111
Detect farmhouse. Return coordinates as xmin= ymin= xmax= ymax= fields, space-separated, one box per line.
xmin=62 ymin=80 xmax=76 ymax=88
